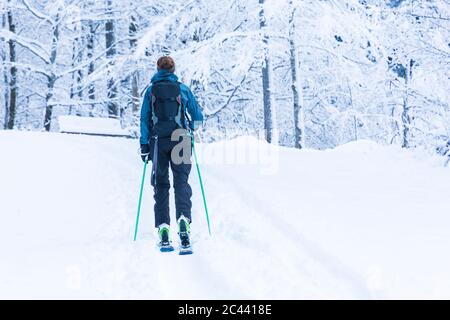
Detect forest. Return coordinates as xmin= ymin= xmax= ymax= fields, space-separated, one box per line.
xmin=1 ymin=0 xmax=449 ymax=151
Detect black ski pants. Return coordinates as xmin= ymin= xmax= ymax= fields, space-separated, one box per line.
xmin=150 ymin=137 xmax=192 ymax=227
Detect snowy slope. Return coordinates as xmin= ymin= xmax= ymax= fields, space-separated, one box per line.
xmin=0 ymin=131 xmax=449 ymax=299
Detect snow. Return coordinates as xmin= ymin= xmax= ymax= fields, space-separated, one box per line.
xmin=0 ymin=130 xmax=449 ymax=299
xmin=58 ymin=116 xmax=131 ymax=137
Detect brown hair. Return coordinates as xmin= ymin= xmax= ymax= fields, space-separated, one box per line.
xmin=157 ymin=56 xmax=175 ymax=73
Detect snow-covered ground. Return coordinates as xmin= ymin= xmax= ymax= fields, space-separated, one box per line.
xmin=0 ymin=130 xmax=449 ymax=299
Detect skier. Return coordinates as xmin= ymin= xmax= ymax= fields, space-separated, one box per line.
xmin=139 ymin=56 xmax=203 ymax=253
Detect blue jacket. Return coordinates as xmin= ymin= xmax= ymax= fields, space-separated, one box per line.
xmin=140 ymin=70 xmax=204 ymax=144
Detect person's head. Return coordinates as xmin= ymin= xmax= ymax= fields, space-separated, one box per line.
xmin=157 ymin=56 xmax=175 ymax=73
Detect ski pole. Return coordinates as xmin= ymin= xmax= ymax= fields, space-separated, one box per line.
xmin=133 ymin=160 xmax=148 ymax=241
xmin=191 ymin=137 xmax=211 ymax=236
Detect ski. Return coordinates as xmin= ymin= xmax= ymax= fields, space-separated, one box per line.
xmin=179 ymin=245 xmax=193 ymax=255
xmin=157 ymin=224 xmax=174 ymax=252
xmin=177 ymin=216 xmax=192 ymax=255
xmin=159 ymin=243 xmax=175 ymax=252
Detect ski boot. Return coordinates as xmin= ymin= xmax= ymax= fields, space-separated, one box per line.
xmin=178 ymin=216 xmax=193 ymax=255
xmin=158 ymin=224 xmax=174 ymax=252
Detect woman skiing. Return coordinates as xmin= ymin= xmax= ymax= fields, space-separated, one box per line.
xmin=139 ymin=56 xmax=203 ymax=253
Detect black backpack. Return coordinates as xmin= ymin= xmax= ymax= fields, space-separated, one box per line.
xmin=150 ymin=81 xmax=185 ymax=138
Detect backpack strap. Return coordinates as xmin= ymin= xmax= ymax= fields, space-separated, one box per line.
xmin=151 ymin=93 xmax=158 ymax=125
xmin=176 ymin=83 xmax=190 ymax=129
xmin=174 ymin=93 xmax=183 ymax=128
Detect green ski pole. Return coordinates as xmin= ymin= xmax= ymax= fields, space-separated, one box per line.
xmin=133 ymin=160 xmax=148 ymax=241
xmin=192 ymin=138 xmax=211 ymax=236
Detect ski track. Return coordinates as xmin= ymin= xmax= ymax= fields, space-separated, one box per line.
xmin=208 ymin=164 xmax=372 ymax=299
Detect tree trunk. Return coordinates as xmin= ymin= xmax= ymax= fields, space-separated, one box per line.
xmin=348 ymin=81 xmax=358 ymax=141
xmin=401 ymin=59 xmax=412 ymax=148
xmin=129 ymin=15 xmax=140 ymax=114
xmin=43 ymin=13 xmax=60 ymax=131
xmin=6 ymin=3 xmax=17 ymax=130
xmin=1 ymin=11 xmax=9 ymax=129
xmin=69 ymin=37 xmax=77 ymax=115
xmin=69 ymin=22 xmax=83 ymax=115
xmin=259 ymin=0 xmax=274 ymax=144
xmin=105 ymin=0 xmax=118 ymax=118
xmin=288 ymin=0 xmax=303 ymax=149
xmin=2 ymin=62 xmax=8 ymax=129
xmin=131 ymin=73 xmax=139 ymax=112
xmin=87 ymin=20 xmax=96 ymax=115
xmin=44 ymin=77 xmax=56 ymax=131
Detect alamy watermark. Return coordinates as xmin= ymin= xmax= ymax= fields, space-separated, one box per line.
xmin=169 ymin=129 xmax=280 ymax=175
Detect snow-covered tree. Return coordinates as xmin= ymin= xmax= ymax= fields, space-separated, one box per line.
xmin=1 ymin=0 xmax=17 ymax=130
xmin=0 ymin=0 xmax=448 ymax=155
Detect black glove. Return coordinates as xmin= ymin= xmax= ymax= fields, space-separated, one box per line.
xmin=140 ymin=144 xmax=150 ymax=163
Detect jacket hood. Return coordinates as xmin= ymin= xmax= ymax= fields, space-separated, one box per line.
xmin=151 ymin=70 xmax=179 ymax=84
